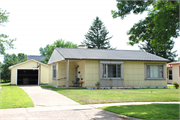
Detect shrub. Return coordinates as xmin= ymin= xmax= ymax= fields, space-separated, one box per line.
xmin=95 ymin=81 xmax=100 ymax=87
xmin=173 ymin=81 xmax=179 ymax=89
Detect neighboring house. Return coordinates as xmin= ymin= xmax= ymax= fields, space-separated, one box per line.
xmin=9 ymin=59 xmax=49 ymax=85
xmin=48 ymin=48 xmax=169 ymax=88
xmin=28 ymin=55 xmax=45 ymax=61
xmin=167 ymin=61 xmax=180 ymax=84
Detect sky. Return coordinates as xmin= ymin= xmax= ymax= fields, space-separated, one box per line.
xmin=0 ymin=0 xmax=180 ymax=63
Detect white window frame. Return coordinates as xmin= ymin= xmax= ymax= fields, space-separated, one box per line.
xmin=100 ymin=61 xmax=124 ymax=80
xmin=144 ymin=63 xmax=166 ymax=80
xmin=52 ymin=64 xmax=57 ymax=80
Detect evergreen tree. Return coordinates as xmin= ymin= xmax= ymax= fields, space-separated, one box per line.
xmin=82 ymin=17 xmax=113 ymax=49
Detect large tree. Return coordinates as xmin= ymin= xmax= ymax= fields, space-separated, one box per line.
xmin=178 ymin=57 xmax=180 ymax=61
xmin=138 ymin=39 xmax=177 ymax=62
xmin=81 ymin=17 xmax=114 ymax=49
xmin=111 ymin=0 xmax=179 ymax=60
xmin=39 ymin=39 xmax=78 ymax=64
xmin=0 ymin=8 xmax=16 ymax=55
xmin=1 ymin=53 xmax=27 ymax=81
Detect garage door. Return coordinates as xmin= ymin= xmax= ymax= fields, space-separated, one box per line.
xmin=17 ymin=69 xmax=38 ymax=85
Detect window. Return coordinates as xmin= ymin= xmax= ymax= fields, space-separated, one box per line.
xmin=146 ymin=64 xmax=165 ymax=79
xmin=102 ymin=64 xmax=121 ymax=78
xmin=53 ymin=65 xmax=56 ymax=79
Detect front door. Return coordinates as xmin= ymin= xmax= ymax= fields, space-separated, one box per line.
xmin=167 ymin=69 xmax=173 ymax=84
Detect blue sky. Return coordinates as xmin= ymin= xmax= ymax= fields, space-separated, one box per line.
xmin=0 ymin=0 xmax=179 ymax=62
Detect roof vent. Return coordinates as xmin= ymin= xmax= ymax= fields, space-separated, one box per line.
xmin=78 ymin=45 xmax=86 ymax=49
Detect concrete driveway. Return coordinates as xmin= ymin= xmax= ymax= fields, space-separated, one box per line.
xmin=20 ymin=86 xmax=80 ymax=107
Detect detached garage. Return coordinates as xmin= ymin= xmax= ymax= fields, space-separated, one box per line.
xmin=9 ymin=59 xmax=49 ymax=85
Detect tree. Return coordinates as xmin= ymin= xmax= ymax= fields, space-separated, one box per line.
xmin=1 ymin=53 xmax=27 ymax=81
xmin=81 ymin=17 xmax=114 ymax=49
xmin=178 ymin=57 xmax=180 ymax=61
xmin=139 ymin=39 xmax=177 ymax=62
xmin=111 ymin=1 xmax=179 ymax=60
xmin=39 ymin=39 xmax=78 ymax=64
xmin=0 ymin=8 xmax=16 ymax=55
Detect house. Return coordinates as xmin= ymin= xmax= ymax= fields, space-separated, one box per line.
xmin=167 ymin=61 xmax=180 ymax=84
xmin=48 ymin=47 xmax=169 ymax=88
xmin=27 ymin=55 xmax=45 ymax=61
xmin=9 ymin=55 xmax=49 ymax=85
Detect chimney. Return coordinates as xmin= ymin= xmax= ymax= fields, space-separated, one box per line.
xmin=78 ymin=45 xmax=86 ymax=49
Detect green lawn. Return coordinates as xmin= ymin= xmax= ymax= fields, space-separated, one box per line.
xmin=0 ymin=79 xmax=10 ymax=83
xmin=40 ymin=85 xmax=180 ymax=104
xmin=0 ymin=83 xmax=34 ymax=109
xmin=99 ymin=104 xmax=180 ymax=119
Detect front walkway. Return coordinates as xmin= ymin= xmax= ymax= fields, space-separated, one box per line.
xmin=20 ymin=86 xmax=80 ymax=107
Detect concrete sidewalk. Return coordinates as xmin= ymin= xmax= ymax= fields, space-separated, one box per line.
xmin=1 ymin=101 xmax=179 ymax=113
xmin=1 ymin=102 xmax=179 ymax=120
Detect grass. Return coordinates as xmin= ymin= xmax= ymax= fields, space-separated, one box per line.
xmin=0 ymin=83 xmax=34 ymax=109
xmin=40 ymin=85 xmax=180 ymax=104
xmin=99 ymin=104 xmax=180 ymax=119
xmin=0 ymin=79 xmax=10 ymax=83
xmin=167 ymin=85 xmax=177 ymax=89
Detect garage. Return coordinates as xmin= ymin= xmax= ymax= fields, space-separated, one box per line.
xmin=17 ymin=69 xmax=38 ymax=85
xmin=9 ymin=59 xmax=49 ymax=85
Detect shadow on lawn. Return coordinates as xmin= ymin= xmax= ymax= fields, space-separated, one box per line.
xmin=0 ymin=82 xmax=13 ymax=86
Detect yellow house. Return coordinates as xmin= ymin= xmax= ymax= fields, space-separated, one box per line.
xmin=167 ymin=61 xmax=180 ymax=84
xmin=9 ymin=59 xmax=49 ymax=85
xmin=48 ymin=47 xmax=169 ymax=88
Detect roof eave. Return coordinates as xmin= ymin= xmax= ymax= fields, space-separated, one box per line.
xmin=64 ymin=58 xmax=169 ymax=62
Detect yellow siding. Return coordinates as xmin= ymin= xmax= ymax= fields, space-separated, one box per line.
xmin=10 ymin=60 xmax=49 ymax=85
xmin=85 ymin=60 xmax=99 ymax=87
xmin=124 ymin=61 xmax=167 ymax=87
xmin=40 ymin=65 xmax=49 ymax=84
xmin=49 ymin=63 xmax=58 ymax=86
xmin=48 ymin=60 xmax=167 ymax=87
xmin=49 ymin=61 xmax=75 ymax=87
xmin=76 ymin=60 xmax=86 ymax=87
xmin=57 ymin=62 xmax=75 ymax=87
xmin=172 ymin=65 xmax=180 ymax=84
xmin=58 ymin=62 xmax=66 ymax=86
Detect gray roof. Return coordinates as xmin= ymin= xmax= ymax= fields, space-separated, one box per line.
xmin=28 ymin=55 xmax=45 ymax=61
xmin=55 ymin=48 xmax=169 ymax=61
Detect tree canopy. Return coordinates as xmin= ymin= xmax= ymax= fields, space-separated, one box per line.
xmin=138 ymin=39 xmax=177 ymax=62
xmin=1 ymin=53 xmax=27 ymax=81
xmin=111 ymin=0 xmax=179 ymax=61
xmin=178 ymin=57 xmax=180 ymax=61
xmin=39 ymin=39 xmax=78 ymax=64
xmin=81 ymin=16 xmax=114 ymax=49
xmin=0 ymin=8 xmax=16 ymax=55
